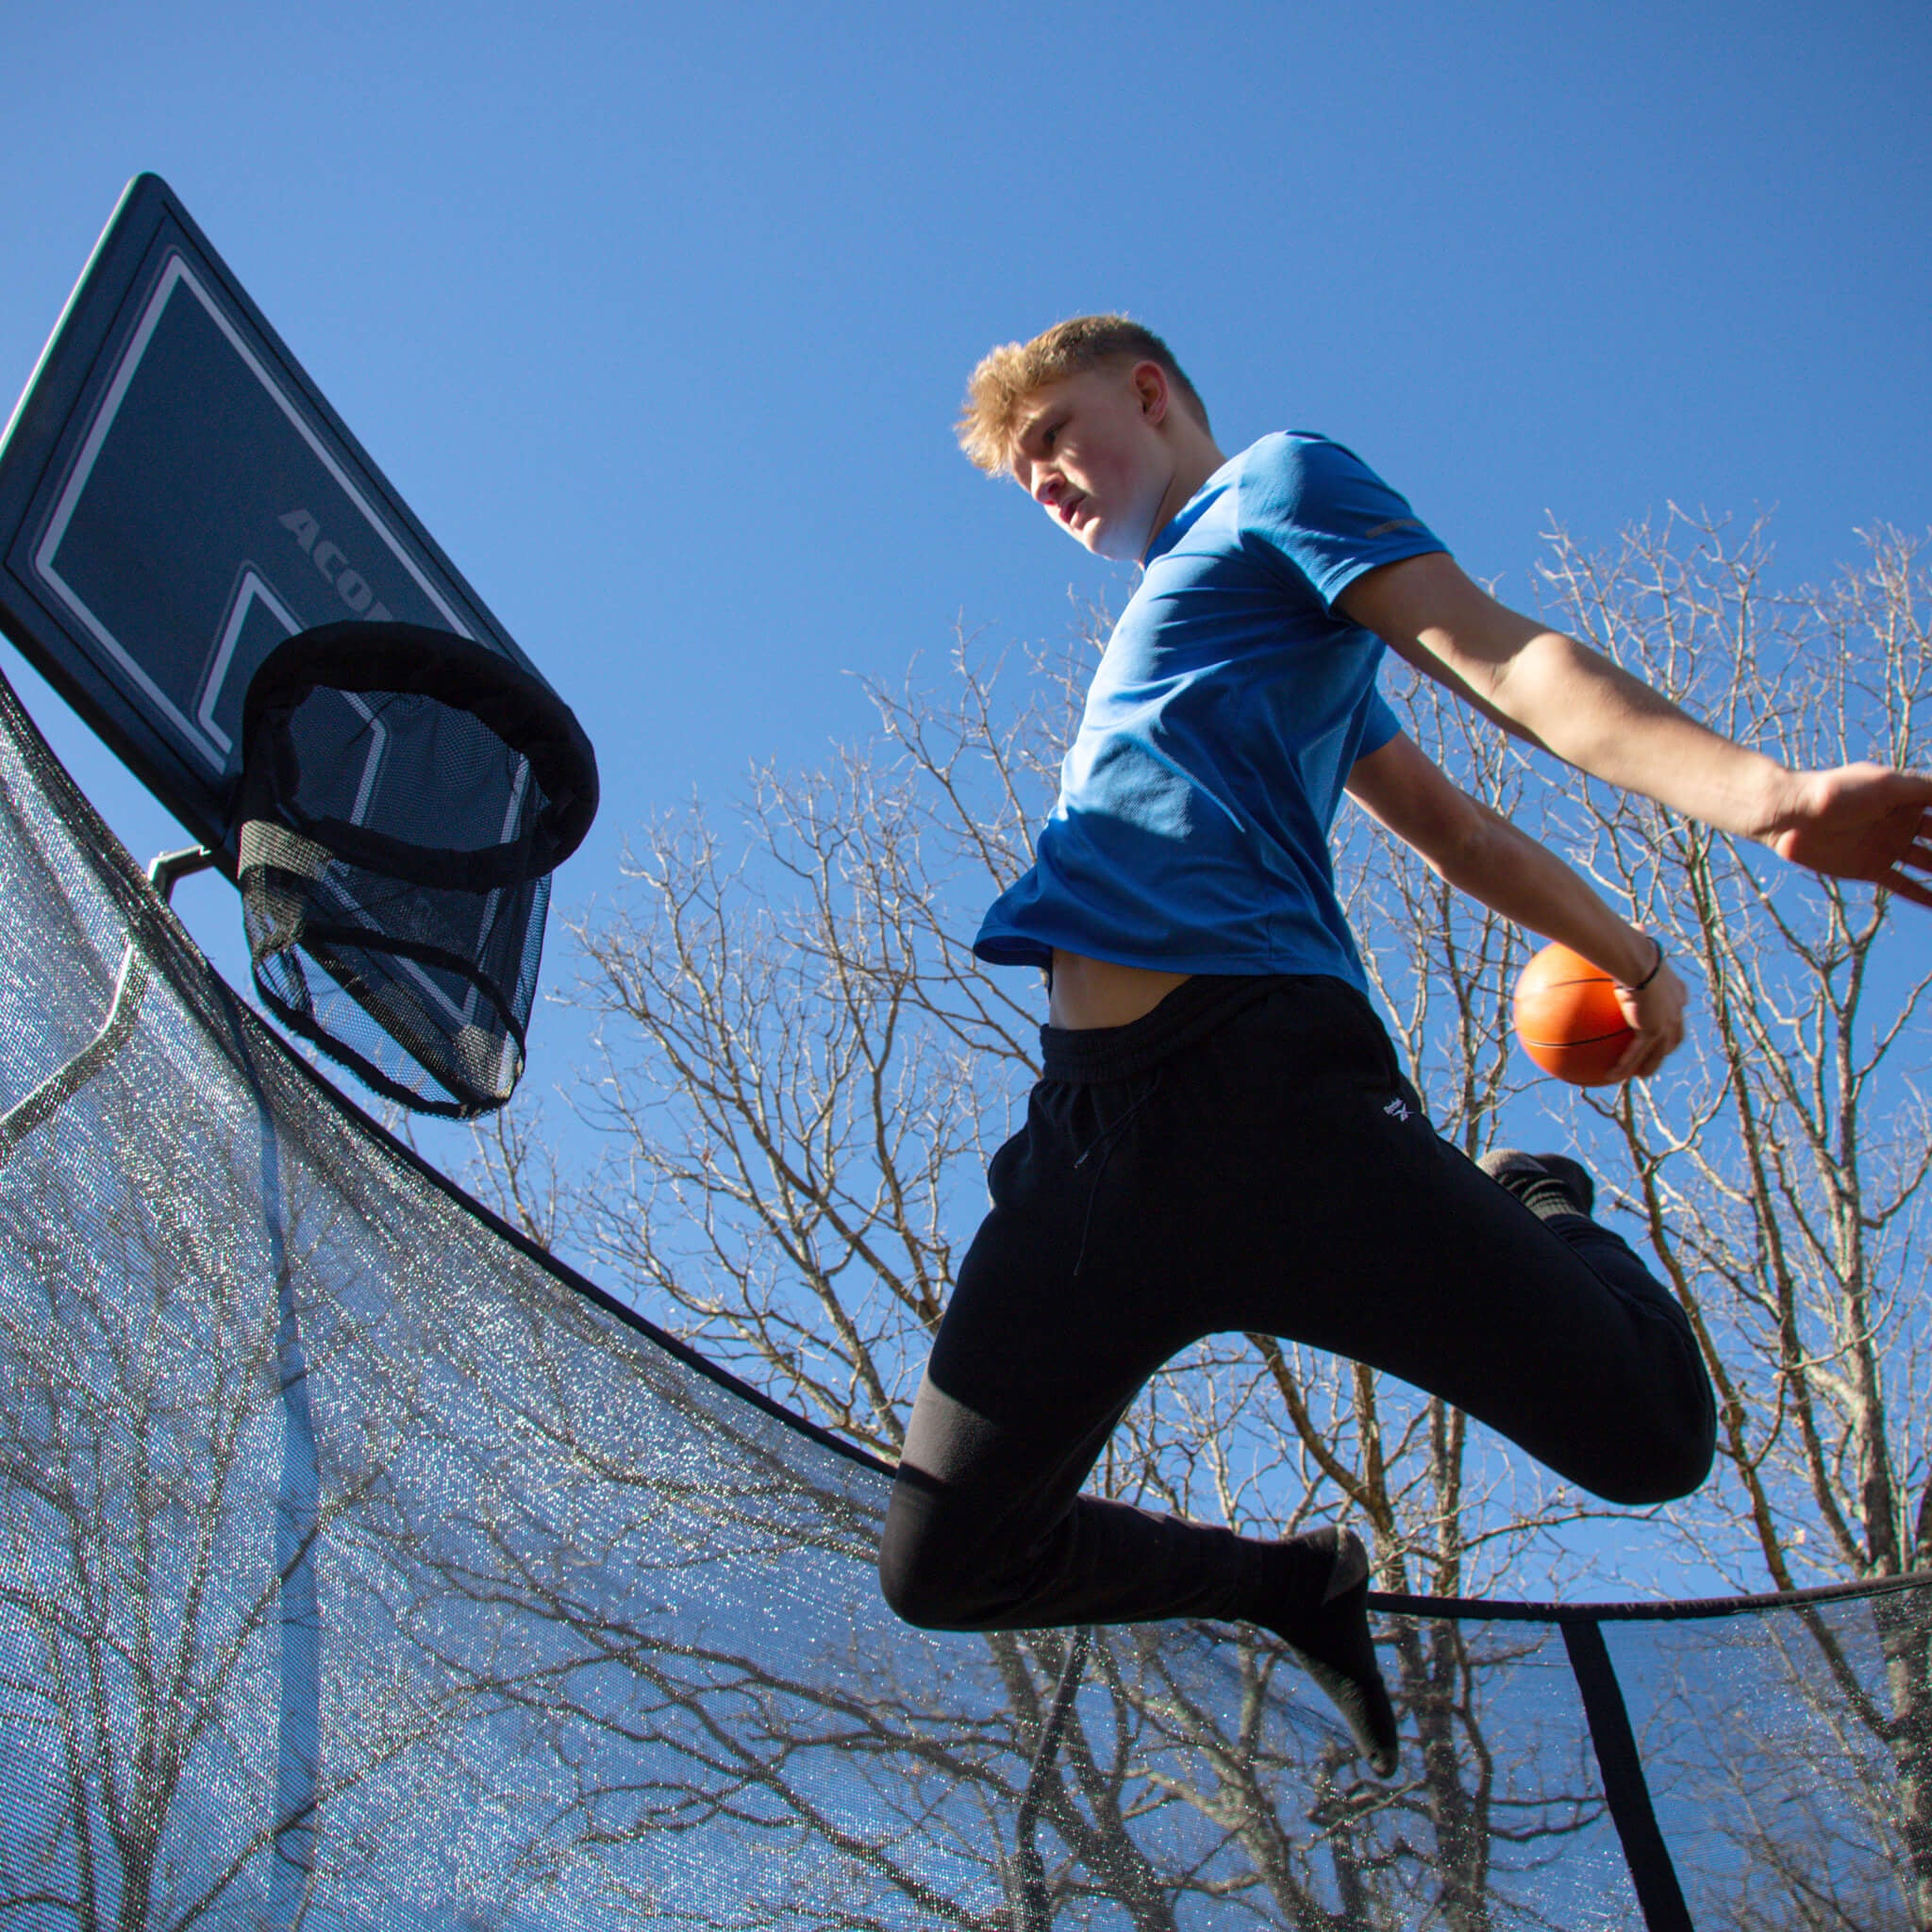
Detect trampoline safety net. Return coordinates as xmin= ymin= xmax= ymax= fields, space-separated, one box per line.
xmin=1 ymin=658 xmax=1929 ymax=1932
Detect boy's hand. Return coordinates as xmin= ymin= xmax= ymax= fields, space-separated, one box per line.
xmin=1765 ymin=765 xmax=1932 ymax=908
xmin=1608 ymin=949 xmax=1688 ymax=1083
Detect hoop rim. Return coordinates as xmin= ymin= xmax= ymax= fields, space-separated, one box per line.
xmin=240 ymin=620 xmax=599 ymax=875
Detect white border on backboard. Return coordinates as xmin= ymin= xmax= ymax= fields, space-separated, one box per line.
xmin=32 ymin=251 xmax=473 ymax=774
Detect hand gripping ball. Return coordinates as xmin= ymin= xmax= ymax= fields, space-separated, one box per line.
xmin=1512 ymin=942 xmax=1636 ymax=1087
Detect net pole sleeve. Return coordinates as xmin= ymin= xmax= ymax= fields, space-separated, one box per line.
xmin=1562 ymin=1618 xmax=1695 ymax=1932
xmin=1012 ymin=1627 xmax=1093 ymax=1932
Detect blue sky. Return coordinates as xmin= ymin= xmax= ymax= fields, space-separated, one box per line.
xmin=4 ymin=0 xmax=1930 ymax=1162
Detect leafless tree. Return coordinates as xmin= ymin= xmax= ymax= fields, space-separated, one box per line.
xmin=518 ymin=614 xmax=1631 ymax=1584
xmin=0 ymin=781 xmax=596 ymax=1928
xmin=12 ymin=514 xmax=1927 ymax=1927
xmin=460 ymin=516 xmax=1932 ymax=1925
xmin=1506 ymin=514 xmax=1932 ymax=1926
xmin=0 ymin=1054 xmax=458 ymax=1928
xmin=381 ymin=1293 xmax=1614 ymax=1930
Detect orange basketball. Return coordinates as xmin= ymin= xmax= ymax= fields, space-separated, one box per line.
xmin=1512 ymin=942 xmax=1635 ymax=1087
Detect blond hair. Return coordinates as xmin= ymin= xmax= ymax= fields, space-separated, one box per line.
xmin=956 ymin=315 xmax=1210 ymax=475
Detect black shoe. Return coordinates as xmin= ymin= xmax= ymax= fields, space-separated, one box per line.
xmin=1479 ymin=1147 xmax=1595 ymax=1218
xmin=1255 ymin=1527 xmax=1399 ymax=1778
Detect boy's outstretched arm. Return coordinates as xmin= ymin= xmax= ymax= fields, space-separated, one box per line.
xmin=1341 ymin=553 xmax=1932 ymax=908
xmin=1346 ymin=731 xmax=1685 ymax=1080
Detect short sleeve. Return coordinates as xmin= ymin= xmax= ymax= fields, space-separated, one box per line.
xmin=1239 ymin=434 xmax=1447 ymax=609
xmin=1359 ymin=688 xmax=1402 ymax=759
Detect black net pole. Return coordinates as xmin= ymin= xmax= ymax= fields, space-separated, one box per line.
xmin=1011 ymin=1628 xmax=1093 ymax=1931
xmin=1563 ymin=1619 xmax=1694 ymax=1931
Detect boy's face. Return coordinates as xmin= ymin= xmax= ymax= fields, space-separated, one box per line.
xmin=1008 ymin=362 xmax=1176 ymax=562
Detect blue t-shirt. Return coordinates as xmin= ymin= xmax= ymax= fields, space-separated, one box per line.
xmin=974 ymin=432 xmax=1447 ymax=990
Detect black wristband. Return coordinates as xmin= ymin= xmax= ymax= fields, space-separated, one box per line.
xmin=1625 ymin=937 xmax=1666 ymax=991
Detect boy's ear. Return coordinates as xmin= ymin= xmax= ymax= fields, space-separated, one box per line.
xmin=1131 ymin=359 xmax=1171 ymax=424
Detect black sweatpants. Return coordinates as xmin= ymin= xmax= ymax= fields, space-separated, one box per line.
xmin=878 ymin=973 xmax=1715 ymax=1634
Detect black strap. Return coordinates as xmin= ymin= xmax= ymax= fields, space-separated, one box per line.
xmin=1012 ymin=1628 xmax=1091 ymax=1931
xmin=1563 ymin=1619 xmax=1695 ymax=1930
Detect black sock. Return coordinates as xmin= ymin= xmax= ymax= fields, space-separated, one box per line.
xmin=1246 ymin=1527 xmax=1399 ymax=1778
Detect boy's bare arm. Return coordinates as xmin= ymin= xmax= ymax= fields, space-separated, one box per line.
xmin=1345 ymin=731 xmax=1685 ymax=1078
xmin=1341 ymin=552 xmax=1932 ymax=908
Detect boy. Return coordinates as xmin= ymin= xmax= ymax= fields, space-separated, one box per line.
xmin=877 ymin=317 xmax=1932 ymax=1775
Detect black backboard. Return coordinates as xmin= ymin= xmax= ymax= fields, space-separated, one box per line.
xmin=0 ymin=173 xmax=538 ymax=871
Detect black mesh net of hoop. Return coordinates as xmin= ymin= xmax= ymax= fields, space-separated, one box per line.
xmin=235 ymin=621 xmax=597 ymax=1116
